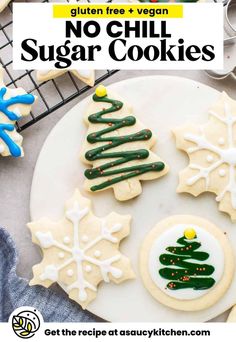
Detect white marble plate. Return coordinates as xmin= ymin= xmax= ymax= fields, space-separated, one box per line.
xmin=30 ymin=76 xmax=236 ymax=322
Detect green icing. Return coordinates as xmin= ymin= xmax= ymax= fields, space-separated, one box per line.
xmin=159 ymin=236 xmax=215 ymax=291
xmin=84 ymin=94 xmax=165 ymax=191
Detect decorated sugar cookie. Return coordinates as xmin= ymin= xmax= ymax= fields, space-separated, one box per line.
xmin=36 ymin=69 xmax=95 ymax=87
xmin=80 ymin=85 xmax=169 ymax=201
xmin=28 ymin=189 xmax=135 ymax=309
xmin=0 ymin=0 xmax=11 ymax=12
xmin=173 ymin=92 xmax=236 ymax=221
xmin=0 ymin=67 xmax=36 ymax=157
xmin=140 ymin=215 xmax=234 ymax=311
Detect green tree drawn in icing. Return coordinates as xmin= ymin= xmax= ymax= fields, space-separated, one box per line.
xmin=83 ymin=86 xmax=166 ymax=194
xmin=159 ymin=231 xmax=215 ymax=291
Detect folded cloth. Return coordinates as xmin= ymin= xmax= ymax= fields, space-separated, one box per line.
xmin=0 ymin=228 xmax=98 ymax=322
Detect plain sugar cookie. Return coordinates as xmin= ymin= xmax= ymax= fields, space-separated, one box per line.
xmin=140 ymin=215 xmax=234 ymax=311
xmin=36 ymin=69 xmax=95 ymax=87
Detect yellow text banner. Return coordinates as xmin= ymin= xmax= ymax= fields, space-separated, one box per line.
xmin=53 ymin=4 xmax=183 ymax=19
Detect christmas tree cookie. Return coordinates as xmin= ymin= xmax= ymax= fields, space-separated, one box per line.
xmin=80 ymin=85 xmax=169 ymax=201
xmin=28 ymin=189 xmax=135 ymax=309
xmin=0 ymin=67 xmax=36 ymax=157
xmin=173 ymin=92 xmax=236 ymax=221
xmin=140 ymin=215 xmax=234 ymax=311
xmin=36 ymin=69 xmax=95 ymax=87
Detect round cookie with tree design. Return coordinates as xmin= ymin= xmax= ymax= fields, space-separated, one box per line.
xmin=140 ymin=215 xmax=234 ymax=311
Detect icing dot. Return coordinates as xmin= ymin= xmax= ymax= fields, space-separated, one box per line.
xmin=206 ymin=155 xmax=214 ymax=163
xmin=63 ymin=236 xmax=70 ymax=244
xmin=94 ymin=250 xmax=101 ymax=258
xmin=82 ymin=235 xmax=89 ymax=242
xmin=58 ymin=252 xmax=65 ymax=259
xmin=95 ymin=85 xmax=107 ymax=98
xmin=66 ymin=269 xmax=74 ymax=277
xmin=184 ymin=228 xmax=196 ymax=240
xmin=0 ymin=144 xmax=5 ymax=153
xmin=219 ymin=169 xmax=226 ymax=177
xmin=85 ymin=265 xmax=92 ymax=273
xmin=186 ymin=179 xmax=192 ymax=186
xmin=218 ymin=137 xmax=225 ymax=145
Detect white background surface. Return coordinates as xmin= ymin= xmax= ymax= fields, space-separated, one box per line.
xmin=30 ymin=75 xmax=236 ymax=322
xmin=1 ymin=69 xmax=236 ymax=322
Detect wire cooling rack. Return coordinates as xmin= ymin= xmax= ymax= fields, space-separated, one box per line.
xmin=0 ymin=0 xmax=119 ymax=132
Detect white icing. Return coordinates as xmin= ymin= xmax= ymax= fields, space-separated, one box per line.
xmin=38 ymin=201 xmax=123 ymax=302
xmin=35 ymin=231 xmax=54 ymax=248
xmin=218 ymin=137 xmax=225 ymax=145
xmin=101 ymin=221 xmax=122 ymax=243
xmin=63 ymin=236 xmax=70 ymax=244
xmin=67 ymin=269 xmax=74 ymax=277
xmin=13 ymin=107 xmax=21 ymax=118
xmin=58 ymin=252 xmax=65 ymax=259
xmin=94 ymin=250 xmax=101 ymax=258
xmin=184 ymin=101 xmax=236 ymax=208
xmin=148 ymin=224 xmax=224 ymax=300
xmin=219 ymin=169 xmax=226 ymax=177
xmin=82 ymin=235 xmax=89 ymax=242
xmin=206 ymin=155 xmax=214 ymax=163
xmin=39 ymin=265 xmax=58 ymax=282
xmin=85 ymin=265 xmax=92 ymax=273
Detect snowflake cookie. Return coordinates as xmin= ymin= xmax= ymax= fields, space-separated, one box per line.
xmin=28 ymin=189 xmax=135 ymax=309
xmin=140 ymin=215 xmax=234 ymax=311
xmin=81 ymin=85 xmax=169 ymax=201
xmin=36 ymin=69 xmax=95 ymax=87
xmin=0 ymin=67 xmax=36 ymax=157
xmin=173 ymin=92 xmax=236 ymax=221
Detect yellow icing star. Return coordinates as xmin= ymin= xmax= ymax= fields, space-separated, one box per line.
xmin=184 ymin=228 xmax=196 ymax=240
xmin=95 ymin=85 xmax=107 ymax=97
